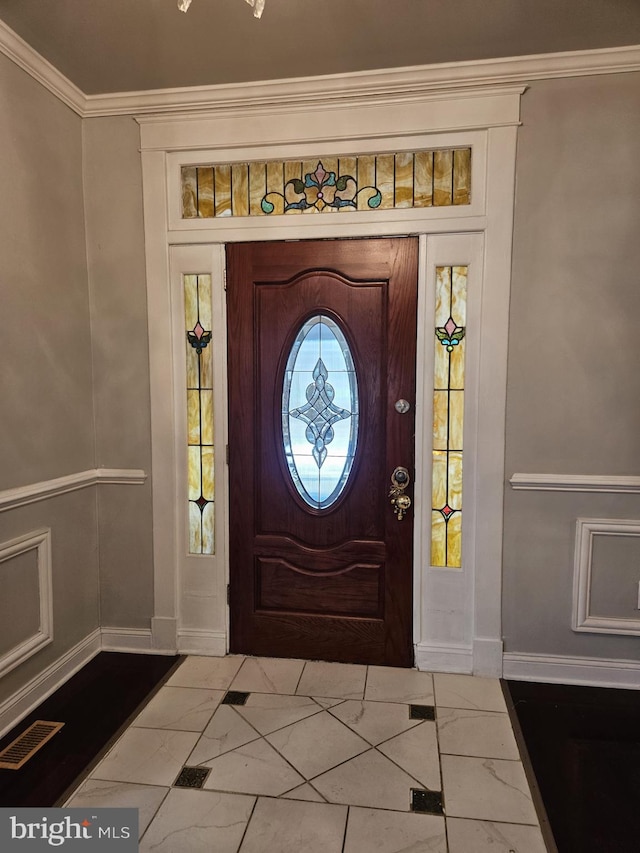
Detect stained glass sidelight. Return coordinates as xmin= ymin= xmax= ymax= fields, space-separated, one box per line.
xmin=431 ymin=266 xmax=467 ymax=568
xmin=184 ymin=274 xmax=215 ymax=554
xmin=282 ymin=316 xmax=359 ymax=509
xmin=181 ymin=148 xmax=471 ymax=218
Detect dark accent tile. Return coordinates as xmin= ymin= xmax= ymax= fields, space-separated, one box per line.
xmin=174 ymin=766 xmax=210 ymax=789
xmin=409 ymin=704 xmax=435 ymax=720
xmin=221 ymin=691 xmax=250 ymax=706
xmin=411 ymin=788 xmax=443 ymax=814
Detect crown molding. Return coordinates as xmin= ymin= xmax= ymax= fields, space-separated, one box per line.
xmin=0 ymin=14 xmax=638 ymax=119
xmin=96 ymin=45 xmax=640 ymax=119
xmin=0 ymin=18 xmax=85 ymax=115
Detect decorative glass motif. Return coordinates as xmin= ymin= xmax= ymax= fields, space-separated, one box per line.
xmin=282 ymin=316 xmax=359 ymax=509
xmin=261 ymin=161 xmax=381 ymax=214
xmin=184 ymin=274 xmax=215 ymax=555
xmin=181 ymin=148 xmax=471 ymax=218
xmin=431 ymin=266 xmax=467 ymax=568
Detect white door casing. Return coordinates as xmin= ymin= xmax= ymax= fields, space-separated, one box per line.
xmin=138 ymin=77 xmax=522 ymax=675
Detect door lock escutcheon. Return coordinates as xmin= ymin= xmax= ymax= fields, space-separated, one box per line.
xmin=389 ymin=467 xmax=412 ymax=520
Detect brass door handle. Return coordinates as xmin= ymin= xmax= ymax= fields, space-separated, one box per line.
xmin=389 ymin=467 xmax=412 ymax=520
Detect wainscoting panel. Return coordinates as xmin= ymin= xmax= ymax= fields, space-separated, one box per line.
xmin=573 ymin=517 xmax=640 ymax=637
xmin=0 ymin=529 xmax=53 ymax=678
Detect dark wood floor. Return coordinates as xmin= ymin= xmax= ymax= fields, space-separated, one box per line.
xmin=0 ymin=652 xmax=181 ymax=807
xmin=506 ymin=679 xmax=640 ymax=853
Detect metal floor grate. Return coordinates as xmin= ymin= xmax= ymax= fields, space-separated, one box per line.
xmin=0 ymin=721 xmax=64 ymax=770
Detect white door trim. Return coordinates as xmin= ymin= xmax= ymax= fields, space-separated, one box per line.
xmin=139 ymin=83 xmax=520 ymax=675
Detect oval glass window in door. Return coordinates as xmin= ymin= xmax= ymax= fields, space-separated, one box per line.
xmin=282 ymin=315 xmax=359 ymax=509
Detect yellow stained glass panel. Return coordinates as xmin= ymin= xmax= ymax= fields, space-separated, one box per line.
xmin=432 ymin=390 xmax=449 ymax=450
xmin=187 ymin=390 xmax=201 ymax=445
xmin=197 ymin=275 xmax=212 ymax=331
xmin=434 ymin=266 xmax=452 ymax=327
xmin=414 ymin=150 xmax=433 ymax=208
xmin=394 ymin=152 xmax=414 ymax=208
xmin=188 ymin=446 xmax=201 ymax=500
xmin=189 ymin=503 xmax=202 ymax=553
xmin=339 ymin=157 xmax=357 ymax=178
xmin=249 ymin=162 xmax=266 ymax=215
xmin=200 ymin=390 xmax=214 ymax=446
xmin=431 ymin=513 xmax=447 ymax=567
xmin=266 ymin=161 xmax=283 ymax=196
xmin=184 ymin=275 xmax=198 ymax=329
xmin=197 ymin=168 xmax=214 ymax=218
xmin=357 ymin=155 xmax=376 ymax=210
xmin=181 ymin=148 xmax=471 ymax=218
xmin=447 ymin=513 xmax=462 ymax=567
xmin=215 ymin=164 xmax=231 ymax=217
xmin=186 ymin=346 xmax=199 ymax=390
xmin=184 ymin=272 xmax=216 ymax=555
xmin=453 ymin=148 xmax=471 ymax=205
xmin=448 ymin=451 xmax=463 ymax=510
xmin=431 ymin=264 xmax=467 ymax=569
xmin=449 ymin=340 xmax=465 ymax=391
xmin=201 ymin=446 xmax=214 ymax=501
xmin=283 ymin=161 xmax=302 ymax=214
xmin=201 ymin=502 xmax=214 ymax=554
xmin=433 ymin=150 xmax=453 ymax=206
xmin=431 ymin=450 xmax=447 ymax=508
xmin=449 ymin=390 xmax=464 ymax=450
xmin=451 ymin=266 xmax=467 ymax=326
xmin=232 ymin=164 xmax=249 ymax=217
xmin=182 ymin=167 xmax=198 ymax=218
xmin=375 ymin=154 xmax=394 ymax=209
xmin=433 ymin=342 xmax=449 ymax=391
xmin=199 ymin=344 xmax=213 ymax=389
xmin=337 ymin=157 xmax=358 ymax=213
xmin=284 ymin=161 xmax=301 ymax=183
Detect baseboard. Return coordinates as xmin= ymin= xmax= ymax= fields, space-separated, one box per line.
xmin=100 ymin=627 xmax=155 ymax=654
xmin=151 ymin=617 xmax=178 ymax=652
xmin=0 ymin=629 xmax=101 ymax=740
xmin=415 ymin=642 xmax=473 ymax=673
xmin=473 ymin=637 xmax=504 ymax=677
xmin=503 ymin=651 xmax=640 ymax=690
xmin=177 ymin=629 xmax=227 ymax=656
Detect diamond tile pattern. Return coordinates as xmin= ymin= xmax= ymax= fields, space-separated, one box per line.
xmin=71 ymin=656 xmax=543 ymax=851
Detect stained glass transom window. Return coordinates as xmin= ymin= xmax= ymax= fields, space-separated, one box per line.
xmin=282 ymin=316 xmax=359 ymax=509
xmin=431 ymin=265 xmax=467 ymax=568
xmin=181 ymin=148 xmax=471 ymax=219
xmin=184 ymin=274 xmax=215 ymax=554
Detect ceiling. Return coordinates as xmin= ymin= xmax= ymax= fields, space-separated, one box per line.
xmin=1 ymin=0 xmax=639 ymax=95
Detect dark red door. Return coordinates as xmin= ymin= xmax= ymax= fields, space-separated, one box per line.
xmin=227 ymin=238 xmax=418 ymax=666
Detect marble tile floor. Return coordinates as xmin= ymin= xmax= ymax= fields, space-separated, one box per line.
xmin=66 ymin=655 xmax=548 ymax=852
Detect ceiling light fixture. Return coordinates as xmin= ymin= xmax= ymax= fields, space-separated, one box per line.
xmin=178 ymin=0 xmax=265 ymax=17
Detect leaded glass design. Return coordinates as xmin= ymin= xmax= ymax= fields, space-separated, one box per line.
xmin=184 ymin=274 xmax=215 ymax=554
xmin=431 ymin=266 xmax=467 ymax=568
xmin=181 ymin=148 xmax=471 ymax=218
xmin=282 ymin=316 xmax=359 ymax=509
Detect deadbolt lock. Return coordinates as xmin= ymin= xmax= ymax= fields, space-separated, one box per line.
xmin=389 ymin=467 xmax=412 ymax=520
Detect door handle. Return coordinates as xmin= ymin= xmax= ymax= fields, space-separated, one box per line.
xmin=389 ymin=467 xmax=412 ymax=520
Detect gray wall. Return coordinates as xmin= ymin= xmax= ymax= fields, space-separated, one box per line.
xmin=503 ymin=72 xmax=640 ymax=661
xmin=2 ymin=45 xmax=639 ymax=709
xmin=0 ymin=54 xmax=99 ymax=706
xmin=0 ymin=56 xmax=94 ymax=489
xmin=82 ymin=116 xmax=154 ymax=628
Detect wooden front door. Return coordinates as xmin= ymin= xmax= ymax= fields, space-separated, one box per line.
xmin=227 ymin=238 xmax=418 ymax=666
